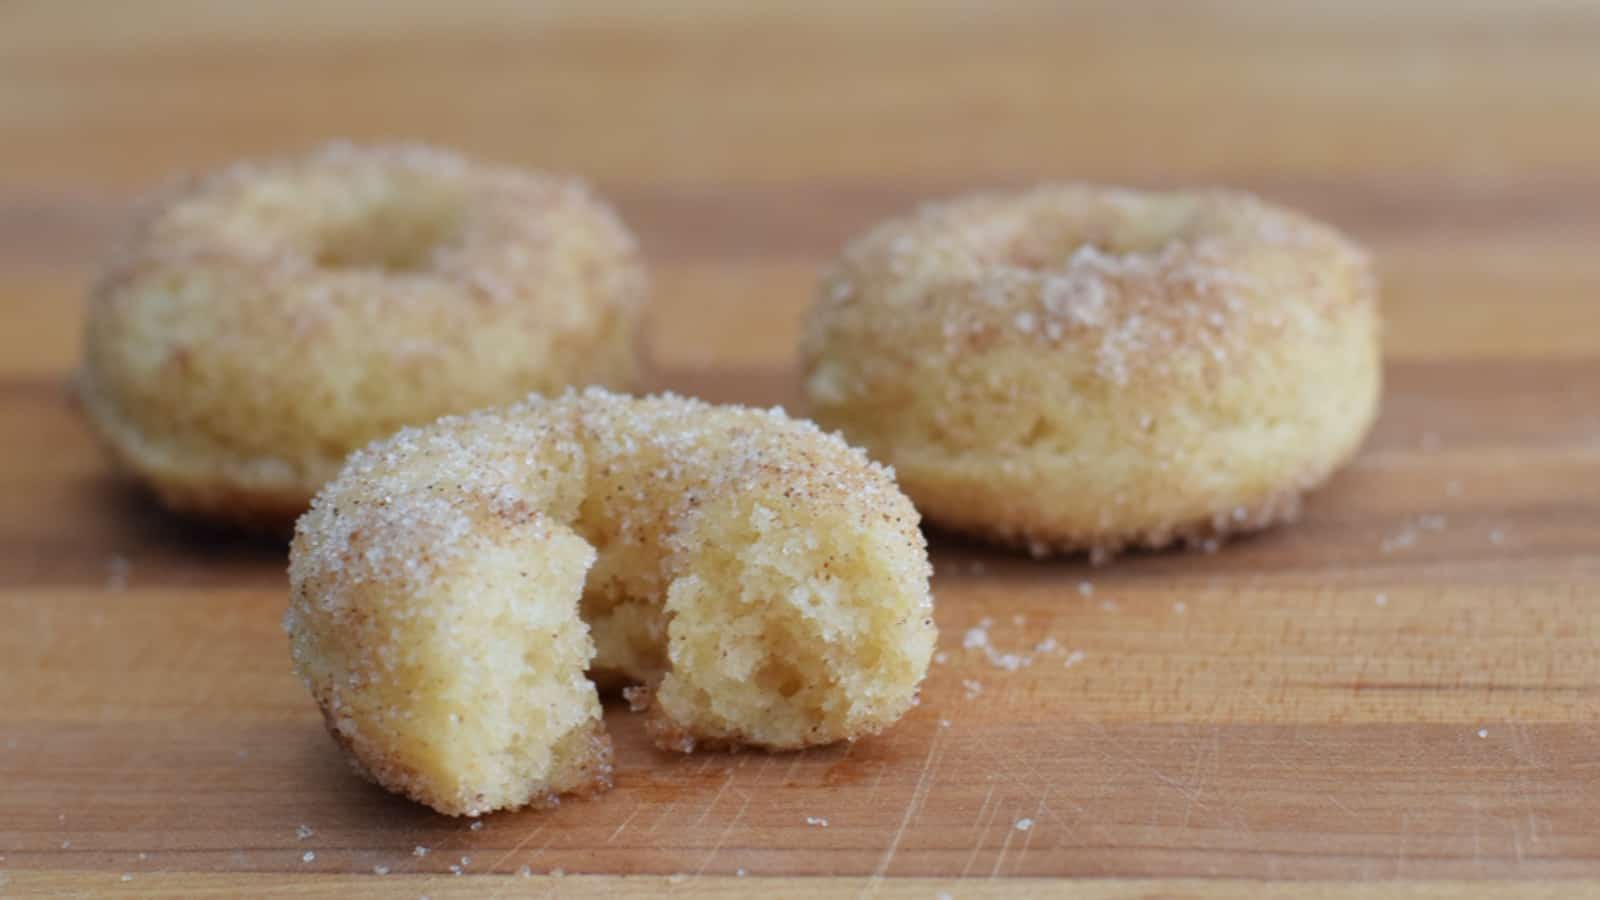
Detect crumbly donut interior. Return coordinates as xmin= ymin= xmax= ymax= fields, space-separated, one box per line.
xmin=289 ymin=513 xmax=609 ymax=816
xmin=654 ymin=487 xmax=931 ymax=749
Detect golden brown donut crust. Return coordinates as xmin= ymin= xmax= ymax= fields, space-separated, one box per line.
xmin=81 ymin=142 xmax=647 ymax=530
xmin=802 ymin=185 xmax=1381 ymax=559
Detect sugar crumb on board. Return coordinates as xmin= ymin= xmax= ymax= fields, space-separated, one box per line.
xmin=105 ymin=554 xmax=130 ymax=591
xmin=1380 ymin=513 xmax=1448 ymax=553
xmin=959 ymin=616 xmax=1078 ymax=671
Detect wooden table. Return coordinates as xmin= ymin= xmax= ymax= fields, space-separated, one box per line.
xmin=4 ymin=2 xmax=1599 ymax=896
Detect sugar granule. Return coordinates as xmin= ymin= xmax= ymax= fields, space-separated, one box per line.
xmin=105 ymin=555 xmax=130 ymax=591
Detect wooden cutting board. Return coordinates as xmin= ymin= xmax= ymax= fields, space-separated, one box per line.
xmin=3 ymin=3 xmax=1598 ymax=897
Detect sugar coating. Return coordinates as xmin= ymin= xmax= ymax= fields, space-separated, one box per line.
xmin=286 ymin=389 xmax=936 ymax=815
xmin=802 ymin=184 xmax=1381 ymax=558
xmin=80 ymin=142 xmax=647 ymax=530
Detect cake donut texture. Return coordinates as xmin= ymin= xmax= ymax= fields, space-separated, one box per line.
xmin=285 ymin=389 xmax=935 ymax=816
xmin=802 ymin=185 xmax=1380 ymax=559
xmin=81 ymin=143 xmax=647 ymax=530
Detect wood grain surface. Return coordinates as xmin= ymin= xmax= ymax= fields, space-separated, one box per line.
xmin=3 ymin=2 xmax=1600 ymax=897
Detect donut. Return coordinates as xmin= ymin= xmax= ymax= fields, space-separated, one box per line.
xmin=801 ymin=185 xmax=1380 ymax=559
xmin=285 ymin=388 xmax=935 ymax=816
xmin=80 ymin=142 xmax=646 ymax=530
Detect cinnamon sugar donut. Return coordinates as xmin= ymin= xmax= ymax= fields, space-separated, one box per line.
xmin=285 ymin=389 xmax=935 ymax=816
xmin=802 ymin=185 xmax=1380 ymax=559
xmin=80 ymin=143 xmax=646 ymax=530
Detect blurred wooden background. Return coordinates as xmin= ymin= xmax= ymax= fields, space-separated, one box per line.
xmin=3 ymin=2 xmax=1599 ymax=896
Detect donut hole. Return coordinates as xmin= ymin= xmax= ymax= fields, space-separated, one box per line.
xmin=314 ymin=196 xmax=463 ymax=273
xmin=979 ymin=194 xmax=1204 ymax=272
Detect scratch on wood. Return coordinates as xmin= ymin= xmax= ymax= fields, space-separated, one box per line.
xmin=694 ymin=786 xmax=752 ymax=877
xmin=646 ymin=799 xmax=680 ymax=834
xmin=960 ymin=782 xmax=1002 ymax=878
xmin=1013 ymin=792 xmax=1050 ymax=870
xmin=863 ymin=730 xmax=942 ymax=895
xmin=989 ymin=811 xmax=1017 ymax=878
xmin=483 ymin=820 xmax=554 ymax=878
xmin=1326 ymin=793 xmax=1356 ymax=818
xmin=693 ymin=769 xmax=737 ymax=828
xmin=605 ymin=804 xmax=643 ymax=845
